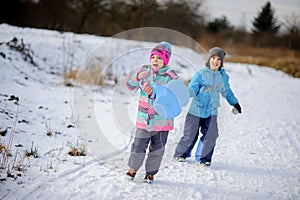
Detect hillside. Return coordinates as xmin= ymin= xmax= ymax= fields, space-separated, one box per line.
xmin=0 ymin=24 xmax=299 ymax=200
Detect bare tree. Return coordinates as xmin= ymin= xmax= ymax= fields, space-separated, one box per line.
xmin=69 ymin=0 xmax=109 ymax=33
xmin=282 ymin=13 xmax=300 ymax=50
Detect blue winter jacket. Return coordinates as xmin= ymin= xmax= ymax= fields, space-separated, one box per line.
xmin=188 ymin=66 xmax=238 ymax=118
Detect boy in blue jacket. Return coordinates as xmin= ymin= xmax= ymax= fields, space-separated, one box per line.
xmin=174 ymin=47 xmax=241 ymax=166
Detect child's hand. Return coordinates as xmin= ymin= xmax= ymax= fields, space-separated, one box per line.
xmin=142 ymin=83 xmax=153 ymax=96
xmin=232 ymin=103 xmax=242 ymax=114
xmin=137 ymin=71 xmax=149 ymax=80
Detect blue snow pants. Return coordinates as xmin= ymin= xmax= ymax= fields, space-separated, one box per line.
xmin=174 ymin=113 xmax=219 ymax=163
xmin=128 ymin=128 xmax=169 ymax=175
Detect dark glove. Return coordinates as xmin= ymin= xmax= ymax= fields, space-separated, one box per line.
xmin=233 ymin=103 xmax=242 ymax=114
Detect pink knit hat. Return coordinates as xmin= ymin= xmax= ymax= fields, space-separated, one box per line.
xmin=150 ymin=41 xmax=172 ymax=66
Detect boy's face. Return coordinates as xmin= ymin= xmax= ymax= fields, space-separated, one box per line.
xmin=209 ymin=55 xmax=222 ymax=71
xmin=150 ymin=54 xmax=164 ymax=70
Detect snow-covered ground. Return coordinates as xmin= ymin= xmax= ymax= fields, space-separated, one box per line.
xmin=0 ymin=24 xmax=299 ymax=200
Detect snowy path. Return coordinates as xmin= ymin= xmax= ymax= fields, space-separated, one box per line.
xmin=1 ymin=64 xmax=299 ymax=200
xmin=4 ymin=63 xmax=299 ymax=200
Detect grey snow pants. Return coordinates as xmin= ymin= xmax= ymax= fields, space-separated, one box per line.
xmin=128 ymin=128 xmax=169 ymax=175
xmin=174 ymin=113 xmax=219 ymax=162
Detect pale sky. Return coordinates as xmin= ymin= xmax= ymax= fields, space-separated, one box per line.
xmin=202 ymin=0 xmax=300 ymax=32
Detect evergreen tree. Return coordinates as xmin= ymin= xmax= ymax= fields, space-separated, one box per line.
xmin=252 ymin=1 xmax=280 ymax=35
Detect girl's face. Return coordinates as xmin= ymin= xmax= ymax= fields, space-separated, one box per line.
xmin=150 ymin=54 xmax=164 ymax=70
xmin=209 ymin=55 xmax=222 ymax=71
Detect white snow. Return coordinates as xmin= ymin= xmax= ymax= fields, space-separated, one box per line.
xmin=0 ymin=24 xmax=299 ymax=200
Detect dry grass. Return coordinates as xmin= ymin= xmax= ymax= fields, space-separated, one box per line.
xmin=63 ymin=68 xmax=104 ymax=87
xmin=67 ymin=141 xmax=86 ymax=157
xmin=68 ymin=147 xmax=86 ymax=156
xmin=224 ymin=44 xmax=300 ymax=78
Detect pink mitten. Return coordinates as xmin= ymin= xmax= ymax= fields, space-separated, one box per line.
xmin=142 ymin=82 xmax=153 ymax=96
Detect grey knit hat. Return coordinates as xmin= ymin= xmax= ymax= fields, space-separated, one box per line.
xmin=209 ymin=47 xmax=226 ymax=61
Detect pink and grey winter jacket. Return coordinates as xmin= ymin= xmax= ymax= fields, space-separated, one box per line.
xmin=125 ymin=65 xmax=178 ymax=131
